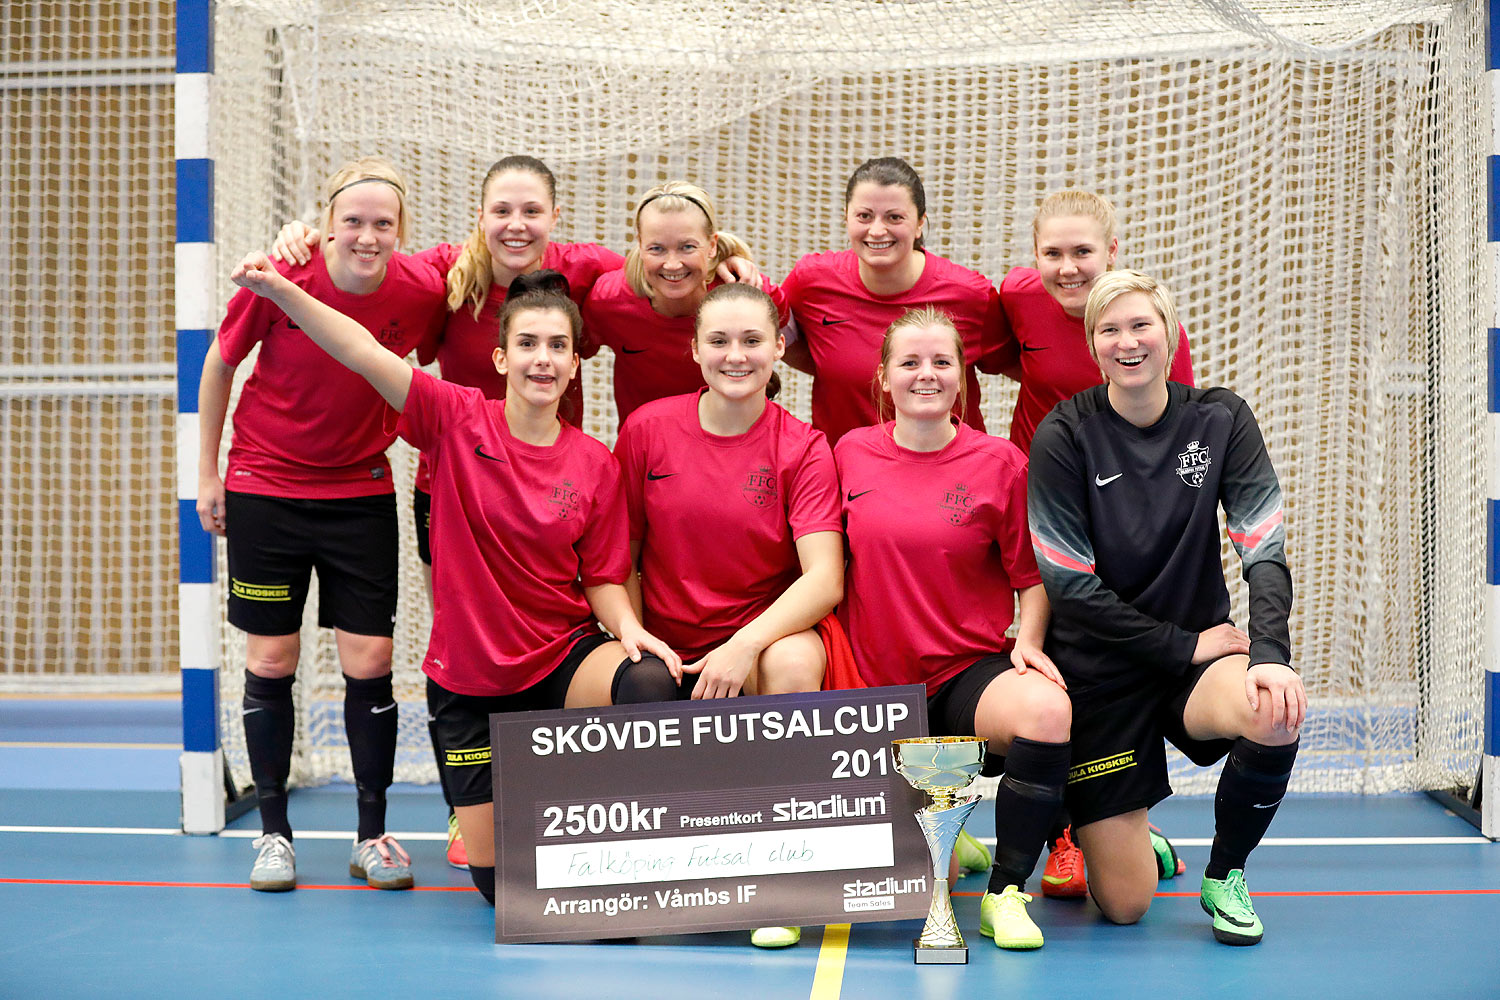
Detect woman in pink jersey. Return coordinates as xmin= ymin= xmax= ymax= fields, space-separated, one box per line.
xmin=197 ymin=158 xmax=447 ymax=894
xmin=993 ymin=190 xmax=1193 ymax=897
xmin=995 ymin=190 xmax=1196 ymax=454
xmin=276 ymin=156 xmax=627 ymax=866
xmin=585 ymin=181 xmax=789 ymax=427
xmin=782 ymin=157 xmax=1007 ymax=446
xmin=226 ymin=260 xmax=680 ymax=906
xmin=612 ymin=282 xmax=843 ymax=949
xmin=835 ymin=307 xmax=1070 ymax=952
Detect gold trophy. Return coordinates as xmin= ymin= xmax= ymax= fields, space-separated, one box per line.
xmin=892 ymin=735 xmax=987 ymax=964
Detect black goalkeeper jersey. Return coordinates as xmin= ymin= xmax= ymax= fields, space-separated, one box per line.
xmin=1027 ymin=382 xmax=1292 ymax=692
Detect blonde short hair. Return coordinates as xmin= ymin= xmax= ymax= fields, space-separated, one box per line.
xmin=1083 ymin=270 xmax=1182 ymax=376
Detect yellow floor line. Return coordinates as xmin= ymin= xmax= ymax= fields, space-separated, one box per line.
xmin=809 ymin=923 xmax=850 ymax=999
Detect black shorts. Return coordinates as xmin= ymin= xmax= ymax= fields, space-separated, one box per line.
xmin=1063 ymin=662 xmax=1234 ymax=827
xmin=427 ymin=630 xmax=612 ymax=807
xmin=927 ymin=654 xmax=1013 ymax=777
xmin=412 ymin=485 xmax=432 ymax=567
xmin=224 ymin=491 xmax=398 ymax=637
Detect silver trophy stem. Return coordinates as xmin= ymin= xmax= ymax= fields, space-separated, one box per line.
xmin=912 ymin=795 xmax=981 ymax=962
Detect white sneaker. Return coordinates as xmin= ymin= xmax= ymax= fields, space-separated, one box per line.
xmin=250 ymin=833 xmax=296 ymax=892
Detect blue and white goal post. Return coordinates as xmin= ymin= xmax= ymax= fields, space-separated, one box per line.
xmin=1485 ymin=0 xmax=1500 ymax=841
xmin=176 ymin=0 xmax=225 ymax=835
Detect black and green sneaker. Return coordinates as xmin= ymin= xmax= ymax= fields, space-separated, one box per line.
xmin=1199 ymin=869 xmax=1264 ymax=945
xmin=1149 ymin=825 xmax=1182 ymax=880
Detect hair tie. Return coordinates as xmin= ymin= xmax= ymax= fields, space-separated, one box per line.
xmin=327 ymin=176 xmax=405 ymax=204
xmin=636 ymin=190 xmax=712 ymax=224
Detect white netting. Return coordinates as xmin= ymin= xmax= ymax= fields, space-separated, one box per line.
xmin=205 ymin=0 xmax=1488 ymax=795
xmin=0 ymin=4 xmax=178 ymax=692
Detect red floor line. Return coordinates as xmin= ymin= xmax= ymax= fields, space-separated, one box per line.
xmin=952 ymin=887 xmax=1500 ymax=898
xmin=0 ymin=877 xmax=472 ymax=891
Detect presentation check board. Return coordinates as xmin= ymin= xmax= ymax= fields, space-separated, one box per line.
xmin=493 ymin=686 xmax=932 ymax=943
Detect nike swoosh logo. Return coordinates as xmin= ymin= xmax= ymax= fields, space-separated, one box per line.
xmin=846 ymin=489 xmax=874 ymax=501
xmin=474 ymin=444 xmax=507 ymax=464
xmin=621 ymin=347 xmax=647 ymax=354
xmin=1210 ymin=905 xmax=1257 ymax=928
xmin=821 ymin=316 xmax=847 ymax=326
xmin=371 ymin=703 xmax=398 ymax=715
xmin=1094 ymin=473 xmax=1123 ymax=486
xmin=647 ymin=471 xmax=676 ymax=481
xmin=1020 ymin=344 xmax=1046 ymax=352
xmin=1041 ymin=874 xmax=1070 ymax=885
xmin=1250 ymin=798 xmax=1283 ymax=809
xmin=241 ymin=707 xmax=264 ymax=716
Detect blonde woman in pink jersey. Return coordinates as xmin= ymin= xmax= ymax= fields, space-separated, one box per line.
xmin=836 ymin=307 xmax=1070 ymax=952
xmin=199 ymin=158 xmax=446 ymax=894
xmin=992 ymin=190 xmax=1193 ymax=898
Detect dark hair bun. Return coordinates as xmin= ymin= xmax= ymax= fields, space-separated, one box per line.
xmin=507 ymin=269 xmax=571 ymax=299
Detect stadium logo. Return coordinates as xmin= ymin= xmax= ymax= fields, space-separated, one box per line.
xmin=1175 ymin=441 xmax=1212 ymax=488
xmin=938 ymin=482 xmax=978 ymax=525
xmin=742 ymin=465 xmax=777 ymax=508
xmin=842 ymin=875 xmax=926 ymax=912
xmin=548 ymin=479 xmax=581 ymax=520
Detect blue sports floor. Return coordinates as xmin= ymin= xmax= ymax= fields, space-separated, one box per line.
xmin=2 ymin=697 xmax=1498 ymax=999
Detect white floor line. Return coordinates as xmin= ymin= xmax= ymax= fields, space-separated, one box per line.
xmin=974 ymin=835 xmax=1489 ymax=847
xmin=0 ymin=826 xmax=1488 ymax=845
xmin=0 ymin=826 xmax=447 ymax=840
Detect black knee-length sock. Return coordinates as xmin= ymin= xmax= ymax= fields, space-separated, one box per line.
xmin=610 ymin=655 xmax=680 ymax=704
xmin=344 ymin=673 xmax=397 ymax=842
xmin=988 ymin=737 xmax=1070 ymax=894
xmin=1206 ymin=737 xmax=1299 ymax=879
xmin=243 ymin=670 xmax=295 ymax=839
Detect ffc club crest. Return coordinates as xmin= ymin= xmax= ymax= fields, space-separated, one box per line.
xmin=548 ymin=479 xmax=581 ymax=520
xmin=375 ymin=318 xmax=406 ymax=344
xmin=741 ymin=465 xmax=778 ymax=508
xmin=1175 ymin=440 xmax=1212 ymax=488
xmin=939 ymin=482 xmax=978 ymax=525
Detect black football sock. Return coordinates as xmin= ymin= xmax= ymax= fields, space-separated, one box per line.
xmin=987 ymin=737 xmax=1070 ymax=894
xmin=1206 ymin=738 xmax=1299 ymax=880
xmin=610 ymin=655 xmax=681 ymax=704
xmin=243 ymin=670 xmax=296 ymax=840
xmin=344 ymin=672 xmax=397 ymax=842
xmin=470 ymin=865 xmax=496 ymax=904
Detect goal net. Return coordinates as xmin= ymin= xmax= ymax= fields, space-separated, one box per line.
xmin=204 ymin=0 xmax=1488 ymax=797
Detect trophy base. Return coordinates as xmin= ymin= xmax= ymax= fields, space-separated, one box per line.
xmin=913 ymin=941 xmax=969 ymax=965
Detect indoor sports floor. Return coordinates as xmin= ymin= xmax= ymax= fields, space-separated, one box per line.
xmin=2 ymin=696 xmax=1498 ymax=999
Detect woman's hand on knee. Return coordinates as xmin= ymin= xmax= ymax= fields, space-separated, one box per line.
xmin=618 ymin=625 xmax=682 ymax=680
xmin=1192 ymin=623 xmax=1250 ymax=665
xmin=683 ymin=638 xmax=757 ymax=700
xmin=1009 ymin=640 xmax=1066 ymax=690
xmin=1244 ymin=662 xmax=1306 ymax=734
